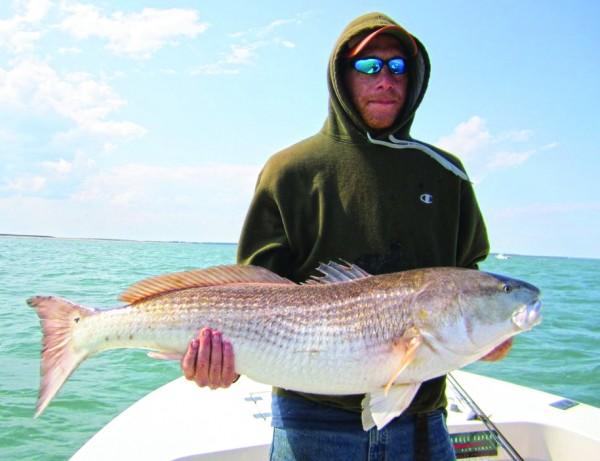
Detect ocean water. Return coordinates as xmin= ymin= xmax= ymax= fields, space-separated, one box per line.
xmin=1 ymin=236 xmax=598 ymax=460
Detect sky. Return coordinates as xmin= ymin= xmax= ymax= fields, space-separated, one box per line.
xmin=1 ymin=0 xmax=599 ymax=258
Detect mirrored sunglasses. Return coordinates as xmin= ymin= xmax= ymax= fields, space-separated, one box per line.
xmin=352 ymin=56 xmax=407 ymax=75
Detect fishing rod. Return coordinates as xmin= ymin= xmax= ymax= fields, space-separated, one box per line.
xmin=447 ymin=373 xmax=524 ymax=461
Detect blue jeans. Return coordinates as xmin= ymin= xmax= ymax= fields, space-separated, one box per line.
xmin=269 ymin=395 xmax=456 ymax=461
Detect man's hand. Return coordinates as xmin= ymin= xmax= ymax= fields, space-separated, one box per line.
xmin=181 ymin=327 xmax=239 ymax=389
xmin=480 ymin=338 xmax=513 ymax=361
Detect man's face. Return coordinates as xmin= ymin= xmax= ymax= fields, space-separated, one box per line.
xmin=344 ymin=34 xmax=408 ymax=131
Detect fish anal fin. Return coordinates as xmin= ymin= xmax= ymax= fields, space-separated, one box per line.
xmin=120 ymin=264 xmax=293 ymax=305
xmin=147 ymin=351 xmax=183 ymax=361
xmin=361 ymin=383 xmax=421 ymax=431
xmin=384 ymin=334 xmax=422 ymax=394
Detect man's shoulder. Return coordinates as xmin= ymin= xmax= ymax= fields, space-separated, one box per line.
xmin=262 ymin=133 xmax=334 ymax=177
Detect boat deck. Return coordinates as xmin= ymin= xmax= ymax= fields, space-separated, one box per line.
xmin=72 ymin=371 xmax=600 ymax=460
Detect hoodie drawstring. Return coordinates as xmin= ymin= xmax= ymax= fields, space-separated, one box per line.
xmin=366 ymin=133 xmax=470 ymax=182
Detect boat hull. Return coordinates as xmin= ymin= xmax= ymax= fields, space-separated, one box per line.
xmin=71 ymin=371 xmax=600 ymax=461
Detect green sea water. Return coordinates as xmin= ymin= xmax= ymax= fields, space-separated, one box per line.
xmin=1 ymin=236 xmax=599 ymax=460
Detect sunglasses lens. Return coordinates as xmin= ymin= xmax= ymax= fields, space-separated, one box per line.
xmin=388 ymin=58 xmax=406 ymax=75
xmin=353 ymin=57 xmax=407 ymax=75
xmin=354 ymin=58 xmax=383 ymax=74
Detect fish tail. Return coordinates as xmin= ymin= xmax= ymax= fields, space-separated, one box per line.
xmin=27 ymin=295 xmax=96 ymax=418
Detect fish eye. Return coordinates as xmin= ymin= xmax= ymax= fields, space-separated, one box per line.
xmin=502 ymin=284 xmax=512 ymax=293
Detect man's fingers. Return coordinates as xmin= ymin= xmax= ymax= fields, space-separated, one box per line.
xmin=195 ymin=328 xmax=212 ymax=387
xmin=221 ymin=341 xmax=237 ymax=387
xmin=180 ymin=327 xmax=238 ymax=389
xmin=181 ymin=339 xmax=198 ymax=380
xmin=208 ymin=331 xmax=223 ymax=389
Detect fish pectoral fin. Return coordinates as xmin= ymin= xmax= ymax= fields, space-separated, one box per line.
xmin=361 ymin=383 xmax=421 ymax=431
xmin=147 ymin=351 xmax=183 ymax=361
xmin=384 ymin=335 xmax=422 ymax=394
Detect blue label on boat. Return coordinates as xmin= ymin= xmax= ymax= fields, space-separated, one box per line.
xmin=451 ymin=431 xmax=498 ymax=458
xmin=550 ymin=398 xmax=579 ymax=410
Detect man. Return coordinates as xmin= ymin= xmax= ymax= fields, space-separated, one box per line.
xmin=181 ymin=11 xmax=510 ymax=460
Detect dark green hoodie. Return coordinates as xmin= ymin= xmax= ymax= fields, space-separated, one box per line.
xmin=237 ymin=12 xmax=489 ymax=416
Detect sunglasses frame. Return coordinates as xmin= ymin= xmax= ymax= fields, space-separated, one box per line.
xmin=352 ymin=56 xmax=407 ymax=76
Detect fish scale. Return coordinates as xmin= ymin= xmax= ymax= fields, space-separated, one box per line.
xmin=28 ymin=262 xmax=542 ymax=429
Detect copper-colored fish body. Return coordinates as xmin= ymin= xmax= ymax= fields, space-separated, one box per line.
xmin=28 ymin=262 xmax=542 ymax=429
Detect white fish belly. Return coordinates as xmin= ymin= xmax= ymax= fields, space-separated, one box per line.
xmin=232 ymin=335 xmax=402 ymax=395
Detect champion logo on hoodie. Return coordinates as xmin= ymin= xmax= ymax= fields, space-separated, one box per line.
xmin=420 ymin=193 xmax=433 ymax=205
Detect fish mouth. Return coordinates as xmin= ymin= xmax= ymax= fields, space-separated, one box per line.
xmin=512 ymin=299 xmax=543 ymax=330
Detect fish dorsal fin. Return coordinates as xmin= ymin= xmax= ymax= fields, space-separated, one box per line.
xmin=304 ymin=261 xmax=372 ymax=285
xmin=120 ymin=264 xmax=293 ymax=305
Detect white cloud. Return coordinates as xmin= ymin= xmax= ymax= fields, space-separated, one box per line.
xmin=73 ymin=163 xmax=260 ymax=208
xmin=58 ymin=46 xmax=82 ymax=55
xmin=437 ymin=116 xmax=555 ymax=182
xmin=235 ymin=17 xmax=302 ymax=39
xmin=193 ymin=16 xmax=300 ymax=75
xmin=40 ymin=158 xmax=73 ymax=174
xmin=279 ymin=40 xmax=296 ymax=48
xmin=0 ymin=162 xmax=262 ymax=242
xmin=2 ymin=151 xmax=96 ymax=197
xmin=0 ymin=127 xmax=19 ymax=143
xmin=58 ymin=3 xmax=208 ymax=59
xmin=2 ymin=29 xmax=42 ymax=53
xmin=437 ymin=116 xmax=491 ymax=160
xmin=540 ymin=142 xmax=559 ymax=151
xmin=192 ymin=42 xmax=263 ymax=75
xmin=19 ymin=0 xmax=52 ymax=23
xmin=258 ymin=18 xmax=298 ymax=37
xmin=494 ymin=129 xmax=533 ymax=143
xmin=488 ymin=149 xmax=536 ymax=169
xmin=0 ymin=0 xmax=51 ymax=53
xmin=102 ymin=143 xmax=116 ymax=153
xmin=226 ymin=43 xmax=260 ymax=65
xmin=0 ymin=59 xmax=145 ymax=140
xmin=191 ymin=63 xmax=239 ymax=76
xmin=5 ymin=174 xmax=47 ymax=192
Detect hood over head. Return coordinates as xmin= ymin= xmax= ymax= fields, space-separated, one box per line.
xmin=324 ymin=12 xmax=430 ymax=141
